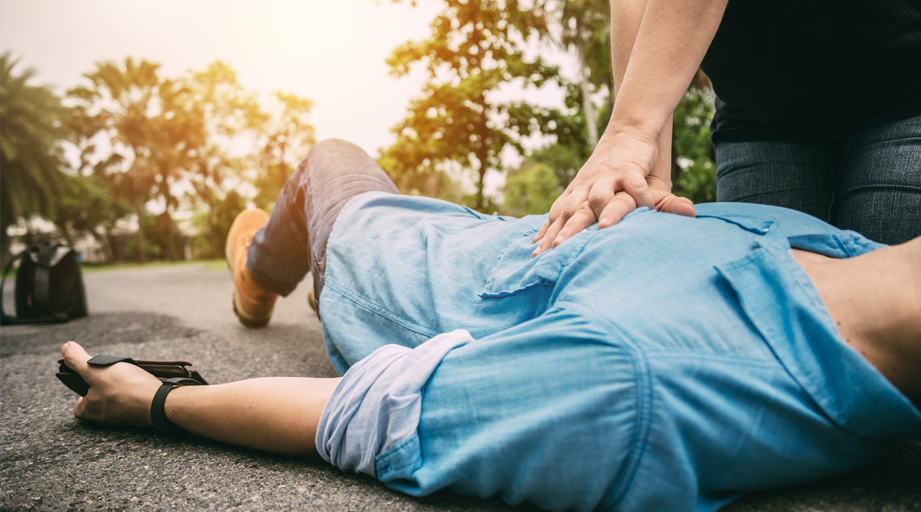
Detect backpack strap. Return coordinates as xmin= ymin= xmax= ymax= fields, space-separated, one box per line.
xmin=32 ymin=244 xmax=58 ymax=314
xmin=0 ymin=249 xmax=26 ymax=324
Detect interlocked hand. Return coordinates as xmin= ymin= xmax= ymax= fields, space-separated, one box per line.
xmin=533 ymin=131 xmax=695 ymax=256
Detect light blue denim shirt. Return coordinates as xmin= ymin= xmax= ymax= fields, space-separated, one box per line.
xmin=316 ymin=192 xmax=921 ymax=512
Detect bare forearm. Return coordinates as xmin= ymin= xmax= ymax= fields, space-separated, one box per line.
xmin=608 ymin=0 xmax=726 ymax=140
xmin=525 ymin=0 xmax=714 ymax=249
xmin=165 ymin=377 xmax=341 ymax=456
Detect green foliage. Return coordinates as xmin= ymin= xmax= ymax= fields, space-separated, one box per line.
xmin=671 ymin=87 xmax=717 ymax=204
xmin=0 ymin=52 xmax=69 ymax=262
xmin=558 ymin=0 xmax=611 ymax=90
xmin=122 ymin=209 xmax=185 ymax=262
xmin=68 ymin=58 xmax=315 ymax=261
xmin=123 ymin=210 xmax=161 ymax=261
xmin=501 ymin=161 xmax=561 ymax=216
xmin=251 ymin=92 xmax=316 ymax=210
xmin=52 ymin=173 xmax=130 ymax=246
xmin=380 ymin=0 xmax=562 ymax=211
xmin=67 ymin=58 xmax=205 ymax=261
xmin=382 ymin=0 xmax=716 ymax=216
xmin=556 ymin=0 xmax=611 ymax=147
xmin=192 ymin=189 xmax=245 ymax=259
xmin=180 ymin=61 xmax=261 ymax=208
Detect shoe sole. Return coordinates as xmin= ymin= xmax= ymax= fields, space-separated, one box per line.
xmin=232 ymin=289 xmax=273 ymax=328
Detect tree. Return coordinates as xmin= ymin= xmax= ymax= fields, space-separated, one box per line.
xmin=488 ymin=0 xmax=612 ymax=210
xmin=251 ymin=91 xmax=316 ymax=210
xmin=556 ymin=0 xmax=611 ymax=148
xmin=501 ymin=160 xmax=561 ymax=217
xmin=68 ymin=59 xmax=173 ymax=262
xmin=671 ymin=79 xmax=717 ymax=204
xmin=51 ymin=173 xmax=123 ymax=247
xmin=381 ymin=0 xmax=561 ymax=211
xmin=191 ymin=188 xmax=245 ymax=259
xmin=182 ymin=62 xmax=261 ymax=208
xmin=0 ymin=52 xmax=69 ymax=266
xmin=527 ymin=6 xmax=718 ymax=208
xmin=64 ymin=104 xmax=132 ymax=261
xmin=68 ymin=59 xmax=265 ymax=262
xmin=67 ymin=58 xmax=316 ymax=260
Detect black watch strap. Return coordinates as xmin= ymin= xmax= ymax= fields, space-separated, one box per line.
xmin=151 ymin=377 xmax=201 ymax=436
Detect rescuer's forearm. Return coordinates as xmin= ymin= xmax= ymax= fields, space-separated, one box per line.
xmin=606 ymin=0 xmax=726 ymax=142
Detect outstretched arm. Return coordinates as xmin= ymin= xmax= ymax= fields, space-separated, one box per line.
xmin=61 ymin=341 xmax=341 ymax=456
xmin=533 ymin=0 xmax=727 ymax=255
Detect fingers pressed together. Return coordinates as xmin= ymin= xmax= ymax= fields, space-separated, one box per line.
xmin=532 ymin=180 xmax=695 ymax=257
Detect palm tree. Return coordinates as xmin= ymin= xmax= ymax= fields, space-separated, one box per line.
xmin=0 ymin=52 xmax=69 ymax=266
xmin=68 ymin=58 xmax=167 ymax=263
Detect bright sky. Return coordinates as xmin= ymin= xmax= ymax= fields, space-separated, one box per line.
xmin=1 ymin=0 xmax=579 ymax=198
xmin=0 ymin=0 xmax=447 ymax=156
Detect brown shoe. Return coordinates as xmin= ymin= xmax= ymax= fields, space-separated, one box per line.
xmin=226 ymin=209 xmax=277 ymax=328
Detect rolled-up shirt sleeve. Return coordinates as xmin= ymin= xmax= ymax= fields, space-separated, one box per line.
xmin=315 ymin=329 xmax=474 ymax=477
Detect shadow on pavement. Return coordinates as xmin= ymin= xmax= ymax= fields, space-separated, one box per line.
xmin=1 ymin=312 xmax=199 ymax=358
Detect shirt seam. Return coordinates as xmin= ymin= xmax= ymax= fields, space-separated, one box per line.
xmin=556 ymin=300 xmax=652 ymax=509
xmin=323 ymin=278 xmax=441 ymax=339
xmin=638 ymin=350 xmax=779 ymax=368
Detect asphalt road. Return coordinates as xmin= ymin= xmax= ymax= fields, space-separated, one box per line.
xmin=2 ymin=264 xmax=919 ymax=511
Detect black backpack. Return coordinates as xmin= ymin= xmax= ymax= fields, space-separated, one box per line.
xmin=1 ymin=242 xmax=89 ymax=325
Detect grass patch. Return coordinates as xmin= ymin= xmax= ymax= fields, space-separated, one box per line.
xmin=202 ymin=259 xmax=228 ymax=271
xmin=81 ymin=259 xmax=226 ymax=273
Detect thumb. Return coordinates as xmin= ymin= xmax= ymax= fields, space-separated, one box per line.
xmin=653 ymin=192 xmax=696 ymax=218
xmin=61 ymin=341 xmax=93 ymax=379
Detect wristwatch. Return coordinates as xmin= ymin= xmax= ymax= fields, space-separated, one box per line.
xmin=150 ymin=377 xmax=202 ymax=436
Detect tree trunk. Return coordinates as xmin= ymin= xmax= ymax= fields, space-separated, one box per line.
xmin=424 ymin=172 xmax=440 ymax=198
xmin=279 ymin=140 xmax=289 ymax=190
xmin=475 ymin=164 xmax=487 ymax=211
xmin=163 ymin=211 xmax=175 ymax=262
xmin=474 ymin=139 xmax=489 ymax=211
xmin=135 ymin=198 xmax=147 ymax=264
xmin=576 ymin=32 xmax=599 ymax=148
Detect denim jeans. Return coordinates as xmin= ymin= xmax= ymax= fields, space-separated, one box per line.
xmin=246 ymin=139 xmax=398 ymax=300
xmin=716 ymin=112 xmax=921 ymax=245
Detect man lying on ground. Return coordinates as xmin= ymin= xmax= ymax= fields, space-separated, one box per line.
xmin=61 ymin=139 xmax=921 ymax=512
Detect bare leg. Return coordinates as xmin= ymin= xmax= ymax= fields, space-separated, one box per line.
xmin=794 ymin=237 xmax=921 ymax=406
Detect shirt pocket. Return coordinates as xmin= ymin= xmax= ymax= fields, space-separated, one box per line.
xmin=479 ymin=224 xmax=597 ymax=299
xmin=713 ymin=242 xmax=920 ymax=438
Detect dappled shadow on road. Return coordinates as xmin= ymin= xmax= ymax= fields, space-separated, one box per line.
xmin=0 ymin=311 xmax=199 ymax=358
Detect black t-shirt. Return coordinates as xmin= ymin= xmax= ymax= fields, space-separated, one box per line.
xmin=700 ymin=0 xmax=921 ymax=143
